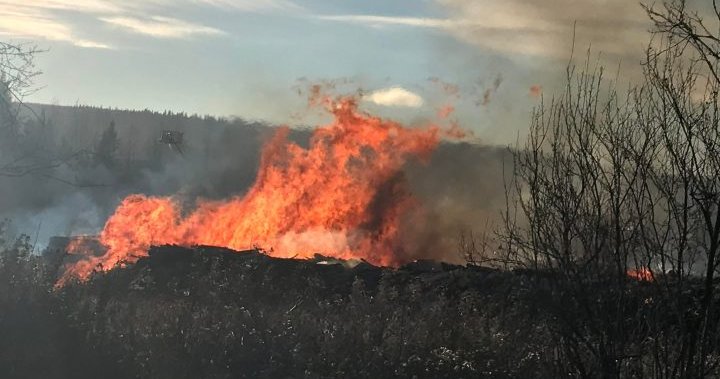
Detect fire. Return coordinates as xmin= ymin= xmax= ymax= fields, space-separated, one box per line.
xmin=437 ymin=105 xmax=455 ymax=119
xmin=627 ymin=267 xmax=654 ymax=281
xmin=64 ymin=236 xmax=100 ymax=256
xmin=529 ymin=85 xmax=542 ymax=98
xmin=59 ymin=97 xmax=457 ymax=285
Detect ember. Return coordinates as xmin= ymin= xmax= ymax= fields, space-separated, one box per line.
xmin=627 ymin=267 xmax=654 ymax=282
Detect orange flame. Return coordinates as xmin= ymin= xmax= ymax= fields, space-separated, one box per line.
xmin=64 ymin=236 xmax=99 ymax=255
xmin=60 ymin=97 xmax=460 ymax=285
xmin=627 ymin=267 xmax=654 ymax=281
xmin=529 ymin=85 xmax=542 ymax=98
xmin=437 ymin=105 xmax=455 ymax=119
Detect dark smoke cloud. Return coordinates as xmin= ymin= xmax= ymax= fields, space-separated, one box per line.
xmin=403 ymin=142 xmax=509 ymax=263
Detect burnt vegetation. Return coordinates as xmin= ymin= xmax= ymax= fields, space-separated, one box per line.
xmin=0 ymin=240 xmax=654 ymax=379
xmin=5 ymin=1 xmax=720 ymax=378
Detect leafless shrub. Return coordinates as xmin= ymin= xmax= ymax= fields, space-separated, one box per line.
xmin=495 ymin=1 xmax=720 ymax=377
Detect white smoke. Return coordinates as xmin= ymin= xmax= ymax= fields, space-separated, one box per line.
xmin=364 ymin=87 xmax=424 ymax=108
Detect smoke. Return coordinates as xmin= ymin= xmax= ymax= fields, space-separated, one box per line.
xmin=403 ymin=142 xmax=509 ymax=263
xmin=4 ymin=191 xmax=103 ymax=251
xmin=430 ymin=0 xmax=717 ymax=105
xmin=0 ymin=104 xmax=269 ymax=250
xmin=436 ymin=0 xmax=650 ymax=62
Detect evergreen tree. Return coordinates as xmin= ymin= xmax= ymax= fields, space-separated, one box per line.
xmin=95 ymin=120 xmax=120 ymax=168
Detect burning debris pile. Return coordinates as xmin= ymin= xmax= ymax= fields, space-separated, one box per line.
xmin=60 ymin=97 xmax=464 ymax=285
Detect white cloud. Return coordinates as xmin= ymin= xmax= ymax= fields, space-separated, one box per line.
xmin=0 ymin=0 xmax=299 ymax=47
xmin=1 ymin=0 xmax=300 ymax=14
xmin=0 ymin=0 xmax=122 ymax=14
xmin=194 ymin=0 xmax=301 ymax=12
xmin=364 ymin=87 xmax=424 ymax=108
xmin=101 ymin=16 xmax=225 ymax=39
xmin=318 ymin=15 xmax=451 ymax=29
xmin=74 ymin=39 xmax=112 ymax=49
xmin=0 ymin=3 xmax=110 ymax=48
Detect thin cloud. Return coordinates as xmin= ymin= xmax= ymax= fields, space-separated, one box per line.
xmin=318 ymin=0 xmax=654 ymax=61
xmin=0 ymin=3 xmax=110 ymax=48
xmin=74 ymin=40 xmax=112 ymax=49
xmin=2 ymin=0 xmax=301 ymax=13
xmin=314 ymin=13 xmax=572 ymax=57
xmin=0 ymin=0 xmax=122 ymax=14
xmin=364 ymin=87 xmax=424 ymax=108
xmin=101 ymin=16 xmax=225 ymax=39
xmin=195 ymin=0 xmax=302 ymax=12
xmin=0 ymin=0 xmax=299 ymax=47
xmin=318 ymin=15 xmax=451 ymax=29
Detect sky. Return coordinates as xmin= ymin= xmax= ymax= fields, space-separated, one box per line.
xmin=0 ymin=0 xmax=663 ymax=144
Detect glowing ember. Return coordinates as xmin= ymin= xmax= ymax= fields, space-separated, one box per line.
xmin=59 ymin=97 xmax=459 ymax=285
xmin=627 ymin=267 xmax=654 ymax=281
xmin=436 ymin=105 xmax=455 ymax=119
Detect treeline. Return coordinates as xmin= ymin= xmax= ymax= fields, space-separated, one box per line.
xmin=0 ymin=95 xmax=273 ymax=242
xmin=24 ymin=102 xmax=275 ymax=167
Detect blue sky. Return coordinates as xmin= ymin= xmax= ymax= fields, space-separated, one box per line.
xmin=1 ymin=0 xmax=656 ymax=143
